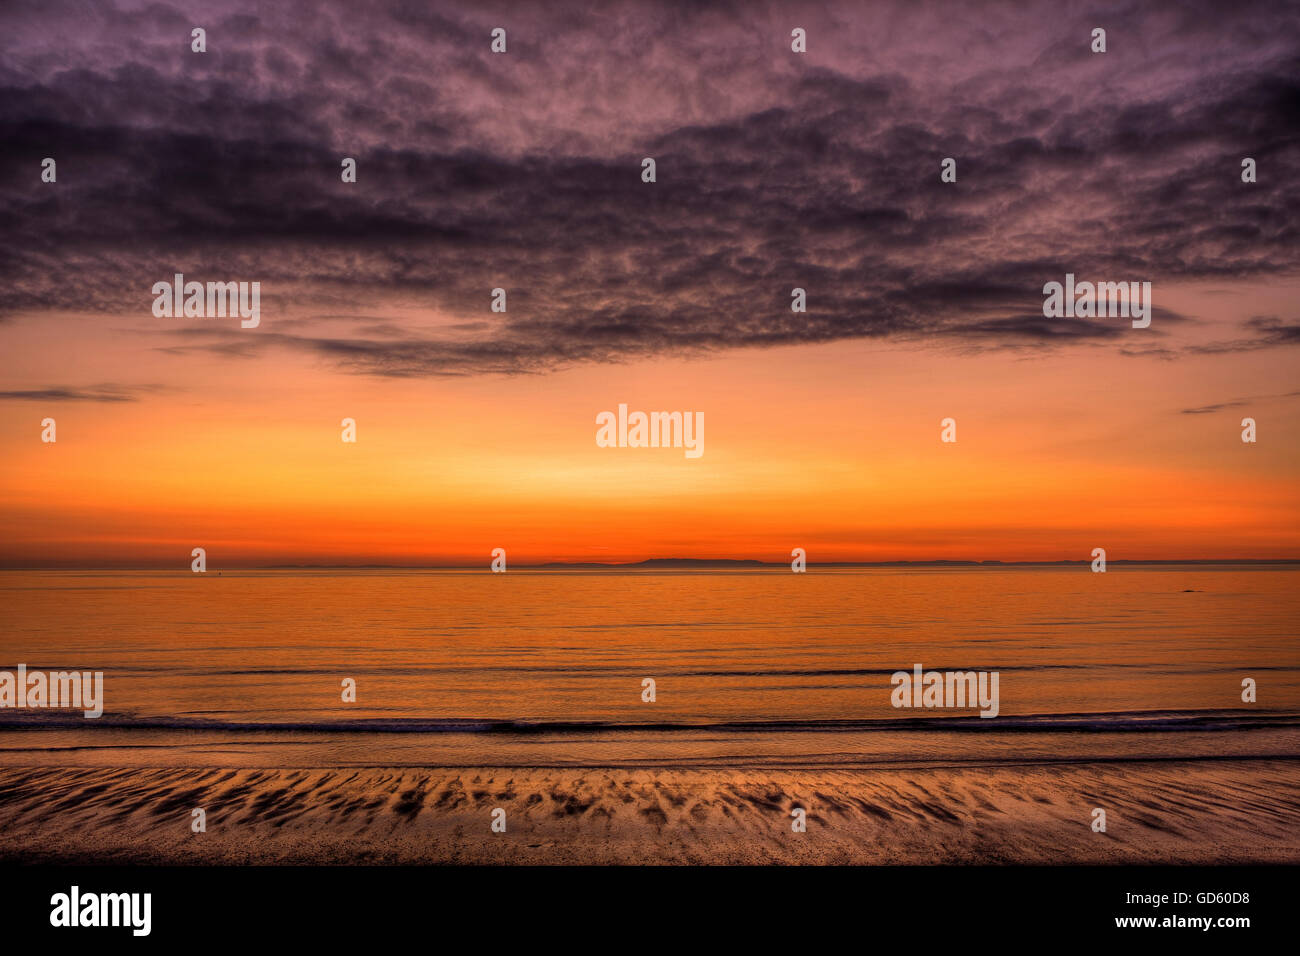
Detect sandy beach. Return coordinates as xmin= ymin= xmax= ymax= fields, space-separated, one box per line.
xmin=2 ymin=758 xmax=1296 ymax=865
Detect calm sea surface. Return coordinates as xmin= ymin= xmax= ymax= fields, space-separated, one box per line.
xmin=1 ymin=567 xmax=1297 ymax=767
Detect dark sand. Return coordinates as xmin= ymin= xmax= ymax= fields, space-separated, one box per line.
xmin=2 ymin=759 xmax=1296 ymax=864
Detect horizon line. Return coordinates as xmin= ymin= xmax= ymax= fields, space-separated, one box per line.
xmin=3 ymin=557 xmax=1300 ymax=572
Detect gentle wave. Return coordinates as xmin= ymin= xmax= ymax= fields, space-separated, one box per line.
xmin=0 ymin=709 xmax=1295 ymax=734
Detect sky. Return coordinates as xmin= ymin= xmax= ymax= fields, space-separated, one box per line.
xmin=0 ymin=0 xmax=1297 ymax=567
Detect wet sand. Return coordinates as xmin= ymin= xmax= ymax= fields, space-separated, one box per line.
xmin=1 ymin=758 xmax=1296 ymax=864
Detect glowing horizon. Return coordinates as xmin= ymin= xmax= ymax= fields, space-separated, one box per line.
xmin=3 ymin=282 xmax=1298 ymax=569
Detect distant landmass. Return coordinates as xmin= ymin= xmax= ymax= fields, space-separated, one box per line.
xmin=250 ymin=557 xmax=1300 ymax=570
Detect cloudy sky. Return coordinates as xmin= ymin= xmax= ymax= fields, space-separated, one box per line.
xmin=1 ymin=0 xmax=1297 ymax=566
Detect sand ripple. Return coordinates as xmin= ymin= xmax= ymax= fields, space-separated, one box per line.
xmin=1 ymin=760 xmax=1297 ymax=864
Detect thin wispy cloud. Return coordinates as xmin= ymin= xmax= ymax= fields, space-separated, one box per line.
xmin=0 ymin=383 xmax=170 ymax=402
xmin=1180 ymin=388 xmax=1300 ymax=415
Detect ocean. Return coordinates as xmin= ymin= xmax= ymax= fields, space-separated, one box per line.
xmin=2 ymin=566 xmax=1297 ymax=768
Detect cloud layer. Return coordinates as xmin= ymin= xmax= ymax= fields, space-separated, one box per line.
xmin=1 ymin=0 xmax=1297 ymax=375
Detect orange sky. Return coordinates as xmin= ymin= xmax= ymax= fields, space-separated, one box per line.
xmin=2 ymin=279 xmax=1297 ymax=568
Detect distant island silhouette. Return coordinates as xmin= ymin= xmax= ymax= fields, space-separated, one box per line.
xmin=248 ymin=558 xmax=1300 ymax=570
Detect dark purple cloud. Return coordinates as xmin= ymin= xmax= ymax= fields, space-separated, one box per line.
xmin=0 ymin=0 xmax=1297 ymax=375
